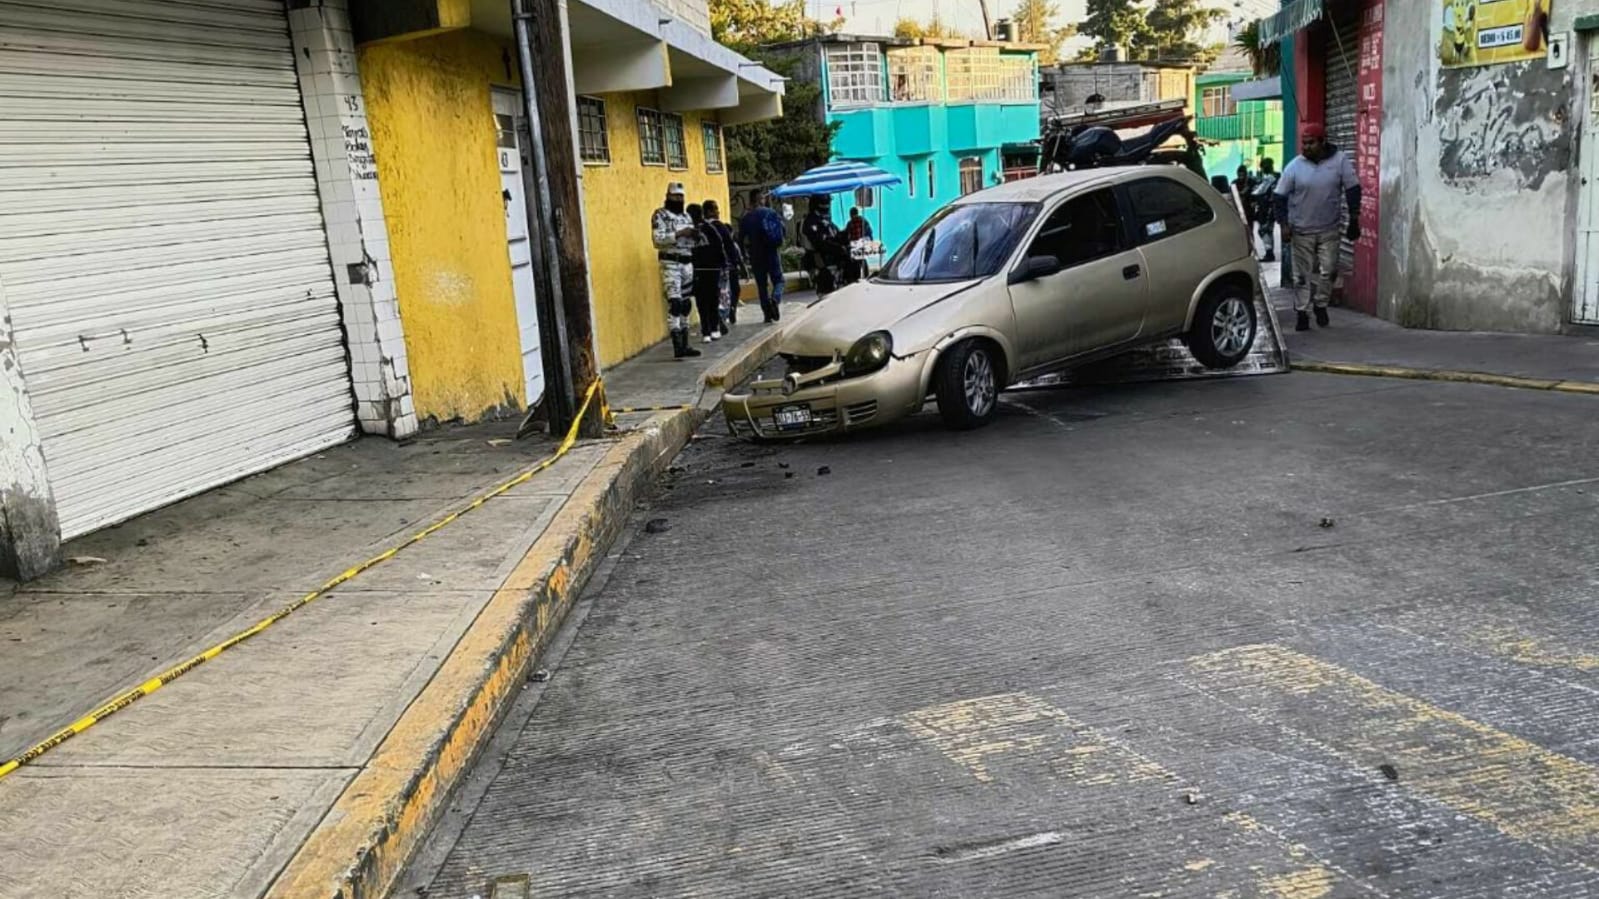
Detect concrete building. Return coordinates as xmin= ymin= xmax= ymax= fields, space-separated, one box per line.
xmin=0 ymin=0 xmax=781 ymax=578
xmin=766 ymin=35 xmax=1044 ymax=256
xmin=1265 ymin=0 xmax=1597 ymax=333
xmin=1039 ymin=61 xmax=1197 ymax=120
xmin=1193 ymin=69 xmax=1285 ymax=182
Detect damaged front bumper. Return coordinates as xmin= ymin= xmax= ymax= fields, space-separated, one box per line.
xmin=721 ymin=354 xmax=925 ymax=439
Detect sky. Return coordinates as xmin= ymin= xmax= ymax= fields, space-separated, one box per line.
xmin=823 ymin=0 xmax=1279 ymax=50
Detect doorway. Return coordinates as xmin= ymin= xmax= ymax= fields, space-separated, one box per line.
xmin=492 ymin=87 xmax=546 ymax=406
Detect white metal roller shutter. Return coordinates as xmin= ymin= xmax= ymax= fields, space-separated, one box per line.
xmin=0 ymin=0 xmax=355 ymax=538
xmin=1322 ymin=3 xmax=1360 ymax=283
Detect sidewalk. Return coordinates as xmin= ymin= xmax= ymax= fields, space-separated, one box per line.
xmin=0 ymin=303 xmax=792 ymax=899
xmin=1265 ymin=262 xmax=1599 ymax=388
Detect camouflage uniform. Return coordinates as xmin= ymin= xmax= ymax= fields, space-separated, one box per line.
xmin=652 ymin=205 xmax=695 ymax=333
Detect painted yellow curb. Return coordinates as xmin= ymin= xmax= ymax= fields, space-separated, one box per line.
xmin=1294 ymin=360 xmax=1599 ymax=396
xmin=267 ymin=407 xmax=702 ymax=899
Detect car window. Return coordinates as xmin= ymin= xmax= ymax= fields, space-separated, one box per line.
xmin=879 ymin=202 xmax=1041 ymax=283
xmin=1125 ymin=177 xmax=1214 ymax=243
xmin=1026 ymin=189 xmax=1125 ymax=268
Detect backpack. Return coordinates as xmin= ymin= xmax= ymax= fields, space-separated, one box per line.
xmin=759 ymin=209 xmax=786 ymax=248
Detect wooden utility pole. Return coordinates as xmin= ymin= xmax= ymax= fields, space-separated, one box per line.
xmin=512 ymin=0 xmax=603 ymax=438
xmin=977 ymin=0 xmax=993 ymax=39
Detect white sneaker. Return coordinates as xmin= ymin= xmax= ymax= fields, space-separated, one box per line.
xmin=711 ymin=331 xmax=722 ymax=341
xmin=702 ymin=335 xmax=713 ymax=344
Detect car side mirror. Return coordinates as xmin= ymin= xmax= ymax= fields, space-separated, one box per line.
xmin=1009 ymin=255 xmax=1062 ymax=284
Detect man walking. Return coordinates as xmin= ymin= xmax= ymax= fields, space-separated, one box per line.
xmin=652 ymin=182 xmax=701 ymax=358
xmin=739 ymin=189 xmax=787 ymax=322
xmin=1274 ymin=124 xmax=1360 ymax=331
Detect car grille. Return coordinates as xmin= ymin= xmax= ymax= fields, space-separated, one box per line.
xmin=843 ymin=400 xmax=878 ymax=425
xmin=781 ymin=354 xmax=834 ymax=376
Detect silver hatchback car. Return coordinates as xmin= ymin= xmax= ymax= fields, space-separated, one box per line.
xmin=723 ymin=166 xmax=1262 ymax=437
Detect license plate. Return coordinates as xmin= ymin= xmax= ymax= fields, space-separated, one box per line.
xmin=772 ymin=404 xmax=813 ymax=430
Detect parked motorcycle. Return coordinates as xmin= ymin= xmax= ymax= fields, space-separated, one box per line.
xmin=1038 ymin=101 xmax=1207 ymax=181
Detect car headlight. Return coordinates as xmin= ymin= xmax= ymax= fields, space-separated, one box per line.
xmin=842 ymin=331 xmax=893 ymax=376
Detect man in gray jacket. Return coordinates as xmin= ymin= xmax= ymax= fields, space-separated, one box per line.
xmin=1274 ymin=123 xmax=1361 ymax=331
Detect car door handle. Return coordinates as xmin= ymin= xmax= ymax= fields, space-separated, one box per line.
xmin=1122 ymin=264 xmax=1141 ymax=280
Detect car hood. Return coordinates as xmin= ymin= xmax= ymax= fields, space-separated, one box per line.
xmin=778 ymin=278 xmax=980 ymax=357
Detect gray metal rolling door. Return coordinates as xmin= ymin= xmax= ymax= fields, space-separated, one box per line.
xmin=1322 ymin=3 xmax=1360 ymax=283
xmin=0 ymin=0 xmax=356 ymax=538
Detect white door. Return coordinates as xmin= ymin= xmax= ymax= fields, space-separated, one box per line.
xmin=1574 ymin=36 xmax=1599 ymax=324
xmin=0 ymin=0 xmax=356 ymax=538
xmin=492 ymin=89 xmax=546 ymax=407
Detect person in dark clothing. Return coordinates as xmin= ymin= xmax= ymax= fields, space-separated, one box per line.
xmin=844 ymin=206 xmax=874 ymax=281
xmin=1233 ymin=165 xmax=1257 ymax=224
xmin=739 ymin=188 xmax=787 ymax=322
xmin=1251 ymin=158 xmax=1279 ymax=262
xmin=801 ymin=195 xmax=847 ymax=295
xmin=705 ymin=199 xmax=743 ymax=328
xmin=687 ymin=203 xmax=727 ymax=342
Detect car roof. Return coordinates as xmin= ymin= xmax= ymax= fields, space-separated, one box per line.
xmin=952 ymin=167 xmax=1193 ymax=205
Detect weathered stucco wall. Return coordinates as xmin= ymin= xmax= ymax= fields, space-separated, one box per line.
xmin=581 ymin=91 xmax=729 ymax=366
xmin=1379 ymin=1 xmax=1580 ymax=333
xmin=360 ymin=30 xmax=527 ymax=425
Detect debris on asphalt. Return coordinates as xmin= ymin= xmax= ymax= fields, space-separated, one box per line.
xmin=778 ymin=462 xmax=790 ymax=469
xmin=645 ymin=518 xmax=671 ymax=534
xmin=1379 ymin=764 xmax=1399 ymax=781
xmin=785 ymin=472 xmax=795 ymax=479
xmin=1318 ymin=517 xmax=1336 ymax=529
xmin=741 ymin=461 xmax=755 ymax=468
xmin=68 ymin=556 xmax=108 ymax=566
xmin=818 ymin=466 xmax=832 ymax=476
xmin=529 ymin=668 xmax=551 ymax=683
xmin=1182 ymin=792 xmax=1201 ymax=805
xmin=487 ymin=438 xmax=513 ymax=447
xmin=668 ymin=465 xmax=686 ymax=474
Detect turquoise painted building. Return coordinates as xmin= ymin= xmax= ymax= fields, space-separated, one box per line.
xmin=1193 ymin=70 xmax=1285 ymax=182
xmin=769 ymin=35 xmax=1044 ymax=256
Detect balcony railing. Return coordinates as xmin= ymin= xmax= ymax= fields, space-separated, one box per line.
xmin=1195 ymin=108 xmax=1283 ymax=142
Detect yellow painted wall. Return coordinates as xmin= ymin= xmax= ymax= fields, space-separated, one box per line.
xmin=581 ymin=91 xmax=730 ymax=366
xmin=359 ymin=30 xmax=526 ymax=424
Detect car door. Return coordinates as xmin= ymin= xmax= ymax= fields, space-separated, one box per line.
xmin=1007 ymin=188 xmax=1149 ymax=368
xmin=1119 ymin=174 xmax=1235 ymax=336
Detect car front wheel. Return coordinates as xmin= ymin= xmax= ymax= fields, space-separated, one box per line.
xmin=935 ymin=340 xmax=1000 ymax=430
xmin=1187 ymin=285 xmax=1258 ymax=369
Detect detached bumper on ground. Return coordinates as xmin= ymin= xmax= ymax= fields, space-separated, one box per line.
xmin=722 ymin=354 xmax=926 ymax=438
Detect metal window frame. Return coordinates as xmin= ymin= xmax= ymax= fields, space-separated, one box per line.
xmin=703 ymin=121 xmax=723 ymax=173
xmin=888 ymin=45 xmax=941 ymax=102
xmin=826 ymin=42 xmax=885 ymax=108
xmin=958 ymin=156 xmax=983 ymax=195
xmin=663 ymin=112 xmax=689 ymax=170
xmin=577 ymin=95 xmax=610 ymax=165
xmin=637 ymin=106 xmax=666 ymax=166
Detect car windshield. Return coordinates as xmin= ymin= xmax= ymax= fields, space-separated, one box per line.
xmin=877 ymin=202 xmax=1041 ymax=284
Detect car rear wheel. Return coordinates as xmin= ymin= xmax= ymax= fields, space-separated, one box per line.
xmin=1187 ymin=285 xmax=1257 ymax=369
xmin=935 ymin=340 xmax=1000 ymax=430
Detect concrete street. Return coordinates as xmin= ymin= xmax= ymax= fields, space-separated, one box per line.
xmin=404 ymin=368 xmax=1599 ymax=897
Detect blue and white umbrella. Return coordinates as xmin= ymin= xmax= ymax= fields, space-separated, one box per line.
xmin=770 ymin=160 xmax=902 ymax=198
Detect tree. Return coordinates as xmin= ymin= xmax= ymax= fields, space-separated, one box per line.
xmin=894 ymin=15 xmax=963 ymax=39
xmin=1136 ymin=0 xmax=1225 ymax=63
xmin=1009 ymin=0 xmax=1076 ymax=64
xmin=709 ymin=0 xmax=840 ymax=185
xmin=1078 ymin=0 xmax=1151 ymax=57
xmin=1234 ymin=19 xmax=1281 ymax=77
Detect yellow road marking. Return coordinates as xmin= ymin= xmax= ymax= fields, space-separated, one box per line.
xmin=900 ymin=693 xmax=1355 ymax=896
xmin=1467 ymin=626 xmax=1599 ymax=672
xmin=1190 ymin=644 xmax=1599 ymax=854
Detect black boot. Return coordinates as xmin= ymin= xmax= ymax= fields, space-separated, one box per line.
xmin=1295 ymin=311 xmax=1310 ymax=332
xmin=672 ymin=329 xmax=701 ymax=358
xmin=1314 ymin=306 xmax=1330 ymax=328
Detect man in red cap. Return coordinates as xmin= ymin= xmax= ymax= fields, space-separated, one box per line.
xmin=1273 ymin=122 xmax=1361 ymax=331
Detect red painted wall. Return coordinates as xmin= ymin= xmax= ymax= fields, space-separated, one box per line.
xmin=1350 ymin=0 xmax=1384 ymax=315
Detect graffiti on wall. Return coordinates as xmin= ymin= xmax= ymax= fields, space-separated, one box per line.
xmin=1435 ymin=61 xmax=1570 ymax=191
xmin=1440 ymin=0 xmax=1552 ymax=69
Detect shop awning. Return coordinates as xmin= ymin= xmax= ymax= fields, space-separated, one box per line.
xmin=1258 ymin=0 xmax=1323 ymax=44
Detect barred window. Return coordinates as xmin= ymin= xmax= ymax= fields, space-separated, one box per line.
xmin=703 ymin=122 xmax=723 ymax=173
xmin=1201 ymin=87 xmax=1236 ymax=118
xmin=826 ymin=43 xmax=885 ymax=108
xmin=888 ymin=46 xmax=941 ymax=102
xmin=577 ymin=96 xmax=609 ymax=164
xmin=959 ymin=157 xmax=983 ymax=195
xmin=637 ymin=107 xmax=665 ymax=166
xmin=947 ymin=49 xmax=1036 ymax=102
xmin=664 ymin=112 xmax=689 ymax=170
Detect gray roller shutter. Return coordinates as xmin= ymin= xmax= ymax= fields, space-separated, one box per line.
xmin=1322 ymin=3 xmax=1360 ymax=283
xmin=0 ymin=0 xmax=355 ymax=538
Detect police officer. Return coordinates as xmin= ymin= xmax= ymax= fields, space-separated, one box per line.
xmin=801 ymin=194 xmax=846 ymax=295
xmin=652 ymin=182 xmax=701 ymax=358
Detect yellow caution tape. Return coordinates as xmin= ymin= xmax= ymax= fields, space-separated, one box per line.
xmin=0 ymin=379 xmax=611 ymax=781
